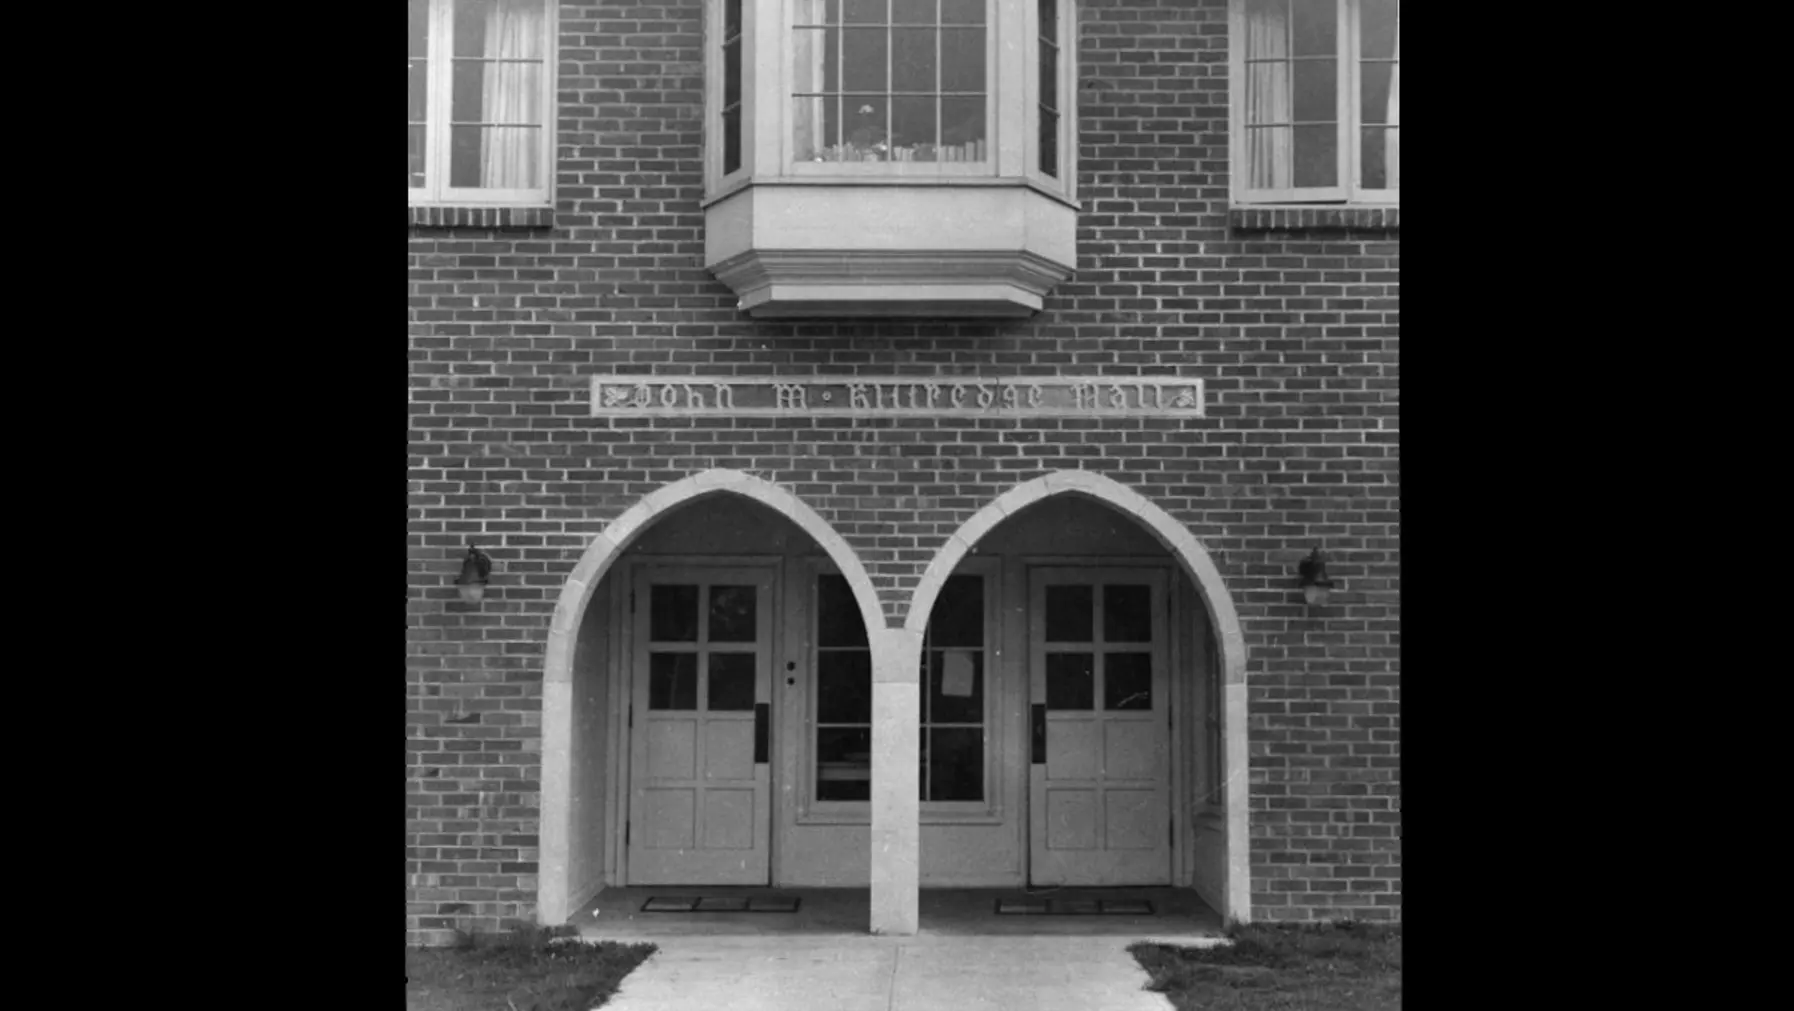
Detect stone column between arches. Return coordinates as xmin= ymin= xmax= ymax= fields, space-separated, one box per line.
xmin=868 ymin=627 xmax=924 ymax=935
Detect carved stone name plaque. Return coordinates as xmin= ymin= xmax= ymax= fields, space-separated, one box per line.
xmin=589 ymin=376 xmax=1205 ymax=418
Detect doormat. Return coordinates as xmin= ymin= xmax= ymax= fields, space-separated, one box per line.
xmin=995 ymin=898 xmax=1155 ymax=915
xmin=641 ymin=896 xmax=801 ymax=913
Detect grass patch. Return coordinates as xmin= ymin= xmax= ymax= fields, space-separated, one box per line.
xmin=406 ymin=925 xmax=656 ymax=1011
xmin=1129 ymin=920 xmax=1401 ymax=1011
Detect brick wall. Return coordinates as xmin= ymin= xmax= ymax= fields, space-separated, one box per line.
xmin=407 ymin=0 xmax=1399 ymax=945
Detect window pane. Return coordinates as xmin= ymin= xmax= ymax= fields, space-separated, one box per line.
xmin=1244 ymin=64 xmax=1288 ymax=127
xmin=892 ymin=28 xmax=936 ymax=92
xmin=724 ymin=38 xmax=742 ymax=108
xmin=1037 ymin=40 xmax=1056 ymax=108
xmin=1291 ymin=60 xmax=1334 ymax=123
xmin=842 ymin=29 xmax=888 ymax=92
xmin=1103 ymin=585 xmax=1152 ymax=643
xmin=940 ymin=96 xmax=985 ymax=160
xmin=1244 ymin=126 xmax=1291 ymax=189
xmin=818 ymin=574 xmax=868 ymax=647
xmin=891 ymin=96 xmax=938 ymax=157
xmin=1104 ymin=653 xmax=1153 ymax=711
xmin=843 ymin=0 xmax=884 ymax=23
xmin=410 ymin=0 xmax=429 ymax=57
xmin=725 ymin=0 xmax=742 ymax=36
xmin=1045 ymin=585 xmax=1092 ymax=642
xmin=649 ymin=652 xmax=698 ymax=710
xmin=817 ymin=650 xmax=872 ymax=723
xmin=1046 ymin=653 xmax=1095 ymax=710
xmin=928 ymin=575 xmax=983 ymax=648
xmin=817 ymin=727 xmax=872 ymax=801
xmin=452 ymin=61 xmax=543 ymax=124
xmin=1290 ymin=0 xmax=1336 ymax=56
xmin=894 ymin=0 xmax=935 ymax=24
xmin=1292 ymin=124 xmax=1336 ymax=187
xmin=1361 ymin=0 xmax=1399 ymax=59
xmin=929 ymin=650 xmax=983 ymax=723
xmin=1039 ymin=110 xmax=1058 ymax=177
xmin=708 ymin=653 xmax=757 ymax=711
xmin=409 ymin=126 xmax=427 ymax=187
xmin=1039 ymin=0 xmax=1058 ymax=39
xmin=723 ymin=110 xmax=742 ymax=174
xmin=708 ymin=585 xmax=757 ymax=642
xmin=794 ymin=96 xmax=838 ymax=161
xmin=942 ymin=0 xmax=983 ymax=25
xmin=846 ymin=96 xmax=889 ymax=156
xmin=929 ymin=728 xmax=984 ymax=801
xmin=796 ymin=0 xmax=840 ymax=27
xmin=1361 ymin=127 xmax=1397 ymax=189
xmin=651 ymin=584 xmax=699 ymax=642
xmin=456 ymin=0 xmax=548 ymax=60
xmin=1360 ymin=61 xmax=1394 ymax=125
xmin=409 ymin=59 xmax=429 ymax=122
xmin=940 ymin=27 xmax=984 ymax=92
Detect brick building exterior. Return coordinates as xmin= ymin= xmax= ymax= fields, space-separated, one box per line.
xmin=408 ymin=0 xmax=1399 ymax=948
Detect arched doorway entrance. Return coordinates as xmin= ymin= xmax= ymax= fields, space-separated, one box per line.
xmin=536 ymin=470 xmax=880 ymax=924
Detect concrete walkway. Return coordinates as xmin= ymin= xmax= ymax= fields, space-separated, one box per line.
xmin=601 ymin=934 xmax=1178 ymax=1011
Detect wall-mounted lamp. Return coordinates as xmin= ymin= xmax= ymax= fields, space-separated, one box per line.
xmin=455 ymin=545 xmax=492 ymax=604
xmin=1297 ymin=547 xmax=1336 ymax=608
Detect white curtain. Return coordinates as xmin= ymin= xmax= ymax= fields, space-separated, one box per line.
xmin=1384 ymin=17 xmax=1399 ymax=189
xmin=480 ymin=0 xmax=545 ymax=189
xmin=793 ymin=0 xmax=829 ymax=160
xmin=1244 ymin=1 xmax=1292 ymax=190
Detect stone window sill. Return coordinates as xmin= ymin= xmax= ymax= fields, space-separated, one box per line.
xmin=1229 ymin=205 xmax=1398 ymax=235
xmin=408 ymin=205 xmax=553 ymax=230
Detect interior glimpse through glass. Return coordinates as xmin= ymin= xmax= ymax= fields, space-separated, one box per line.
xmin=792 ymin=0 xmax=988 ymax=164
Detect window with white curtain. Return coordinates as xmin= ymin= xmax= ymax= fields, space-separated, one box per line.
xmin=408 ymin=0 xmax=554 ymax=207
xmin=1234 ymin=0 xmax=1398 ymax=205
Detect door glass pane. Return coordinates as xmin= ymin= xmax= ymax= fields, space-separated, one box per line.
xmin=708 ymin=653 xmax=757 ymax=711
xmin=818 ymin=574 xmax=868 ymax=647
xmin=928 ymin=650 xmax=982 ymax=723
xmin=649 ymin=652 xmax=698 ymax=710
xmin=1103 ymin=585 xmax=1153 ymax=642
xmin=817 ymin=727 xmax=872 ymax=801
xmin=650 ymin=584 xmax=699 ymax=642
xmin=708 ymin=585 xmax=757 ymax=642
xmin=1045 ymin=585 xmax=1092 ymax=642
xmin=817 ymin=650 xmax=872 ymax=722
xmin=928 ymin=574 xmax=983 ymax=647
xmin=928 ymin=728 xmax=983 ymax=800
xmin=1104 ymin=653 xmax=1153 ymax=711
xmin=1046 ymin=652 xmax=1094 ymax=710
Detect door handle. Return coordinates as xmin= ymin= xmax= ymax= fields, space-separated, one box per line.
xmin=1031 ymin=704 xmax=1046 ymax=765
xmin=754 ymin=703 xmax=769 ymax=764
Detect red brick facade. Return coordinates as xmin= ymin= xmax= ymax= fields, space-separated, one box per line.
xmin=408 ymin=0 xmax=1398 ymax=946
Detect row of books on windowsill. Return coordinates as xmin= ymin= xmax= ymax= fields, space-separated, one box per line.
xmin=807 ymin=140 xmax=988 ymax=163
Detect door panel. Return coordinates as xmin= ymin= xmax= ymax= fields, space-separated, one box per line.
xmin=1029 ymin=568 xmax=1171 ymax=886
xmin=627 ymin=567 xmax=775 ymax=885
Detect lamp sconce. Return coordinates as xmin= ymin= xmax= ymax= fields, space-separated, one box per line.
xmin=1297 ymin=547 xmax=1336 ymax=608
xmin=455 ymin=544 xmax=492 ymax=604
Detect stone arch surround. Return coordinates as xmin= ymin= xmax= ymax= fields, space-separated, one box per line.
xmin=903 ymin=469 xmax=1253 ymax=921
xmin=537 ymin=469 xmax=880 ymax=923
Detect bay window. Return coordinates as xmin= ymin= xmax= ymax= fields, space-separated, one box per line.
xmin=1232 ymin=0 xmax=1399 ymax=205
xmin=703 ymin=1 xmax=1080 ymax=318
xmin=408 ymin=0 xmax=554 ymax=208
